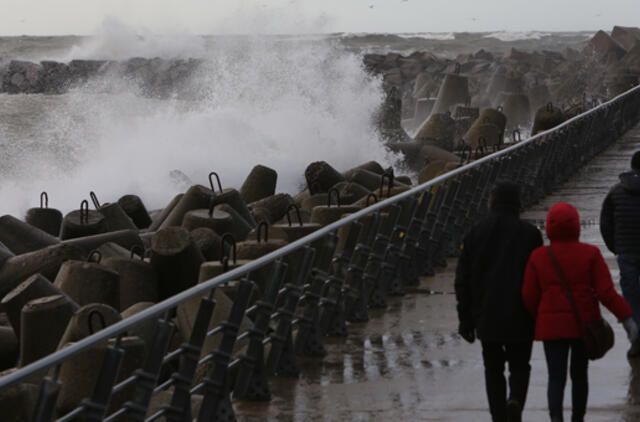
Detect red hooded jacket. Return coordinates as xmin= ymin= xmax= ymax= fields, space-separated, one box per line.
xmin=522 ymin=202 xmax=632 ymax=341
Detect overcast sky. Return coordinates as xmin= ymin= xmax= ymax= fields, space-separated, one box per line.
xmin=1 ymin=0 xmax=639 ymax=36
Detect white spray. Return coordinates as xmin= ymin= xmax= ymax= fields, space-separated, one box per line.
xmin=0 ymin=19 xmax=395 ymax=216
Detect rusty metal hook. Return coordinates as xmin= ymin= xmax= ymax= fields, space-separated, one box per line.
xmin=327 ymin=188 xmax=341 ymax=208
xmin=130 ymin=244 xmax=145 ymax=260
xmin=458 ymin=144 xmax=472 ymax=165
xmin=366 ymin=193 xmax=378 ymax=207
xmin=546 ymin=102 xmax=554 ymax=112
xmin=256 ymin=221 xmax=269 ymax=243
xmin=40 ymin=191 xmax=48 ymax=209
xmin=285 ymin=204 xmax=304 ymax=227
xmin=87 ymin=310 xmax=106 ymax=335
xmin=221 ymin=255 xmax=229 ymax=273
xmin=221 ymin=233 xmax=237 ymax=265
xmin=87 ymin=249 xmax=102 ymax=264
xmin=380 ymin=172 xmax=394 ymax=198
xmin=89 ymin=191 xmax=101 ymax=210
xmin=208 ymin=196 xmax=216 ymax=217
xmin=208 ymin=172 xmax=223 ymax=194
xmin=80 ymin=200 xmax=90 ymax=224
xmin=512 ymin=129 xmax=522 ymax=143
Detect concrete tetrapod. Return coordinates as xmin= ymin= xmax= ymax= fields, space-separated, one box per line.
xmin=19 ymin=295 xmax=77 ymax=366
xmin=24 ymin=192 xmax=63 ymax=237
xmin=117 ymin=194 xmax=152 ymax=229
xmin=54 ymin=253 xmax=121 ymax=311
xmin=0 ymin=383 xmax=38 ymax=422
xmin=0 ymin=214 xmax=59 ymax=254
xmin=102 ymin=252 xmax=159 ymax=311
xmin=431 ymin=69 xmax=470 ymax=115
xmin=304 ymin=161 xmax=346 ymax=195
xmin=342 ymin=160 xmax=386 ymax=180
xmin=189 ymin=227 xmax=226 ymax=261
xmin=89 ymin=191 xmax=138 ymax=232
xmin=414 ymin=112 xmax=457 ymax=151
xmin=56 ymin=303 xmax=122 ymax=349
xmin=330 ymin=181 xmax=372 ymax=205
xmin=1 ymin=273 xmax=79 ymax=339
xmin=150 ymin=227 xmax=204 ymax=300
xmin=56 ymin=336 xmax=146 ymax=415
xmin=0 ymin=241 xmax=14 ymax=267
xmin=240 ymin=164 xmax=278 ymax=204
xmin=0 ymin=243 xmax=85 ymax=299
xmin=147 ymin=193 xmax=184 ymax=232
xmin=310 ymin=189 xmax=361 ymax=227
xmin=248 ymin=193 xmax=294 ymax=225
xmin=532 ymin=103 xmax=567 ymax=135
xmin=181 ymin=207 xmax=234 ymax=233
xmin=272 ymin=204 xmax=321 ymax=243
xmin=158 ymin=185 xmax=212 ymax=230
xmin=59 ymin=200 xmax=107 ymax=240
xmin=61 ymin=229 xmax=144 ymax=256
xmin=0 ymin=327 xmax=18 ymax=371
xmin=212 ymin=204 xmax=253 ymax=241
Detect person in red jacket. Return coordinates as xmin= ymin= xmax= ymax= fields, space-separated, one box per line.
xmin=522 ymin=202 xmax=638 ymax=422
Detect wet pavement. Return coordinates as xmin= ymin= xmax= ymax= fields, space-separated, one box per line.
xmin=234 ymin=125 xmax=640 ymax=422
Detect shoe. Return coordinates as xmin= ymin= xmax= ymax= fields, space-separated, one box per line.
xmin=506 ymin=399 xmax=521 ymax=422
xmin=628 ymin=338 xmax=640 ymax=358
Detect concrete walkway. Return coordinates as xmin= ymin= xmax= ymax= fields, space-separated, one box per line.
xmin=234 ymin=124 xmax=640 ymax=422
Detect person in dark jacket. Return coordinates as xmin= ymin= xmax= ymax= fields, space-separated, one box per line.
xmin=523 ymin=202 xmax=637 ymax=422
xmin=600 ymin=151 xmax=640 ymax=348
xmin=455 ymin=181 xmax=543 ymax=422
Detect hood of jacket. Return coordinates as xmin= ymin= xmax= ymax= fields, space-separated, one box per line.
xmin=620 ymin=170 xmax=640 ymax=194
xmin=489 ymin=181 xmax=521 ymax=216
xmin=546 ymin=202 xmax=580 ymax=242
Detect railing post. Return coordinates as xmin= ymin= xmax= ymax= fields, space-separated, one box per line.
xmin=31 ymin=366 xmax=62 ymax=422
xmin=166 ymin=295 xmax=217 ymax=422
xmin=364 ymin=204 xmax=401 ymax=308
xmin=265 ymin=247 xmax=315 ymax=377
xmin=294 ymin=232 xmax=338 ymax=357
xmin=124 ymin=318 xmax=175 ymax=421
xmin=318 ymin=221 xmax=362 ymax=337
xmin=233 ymin=260 xmax=288 ymax=400
xmin=344 ymin=212 xmax=382 ymax=322
xmin=83 ymin=339 xmax=125 ymax=422
xmin=196 ymin=279 xmax=254 ymax=422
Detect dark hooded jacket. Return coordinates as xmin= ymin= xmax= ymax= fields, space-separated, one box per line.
xmin=600 ymin=170 xmax=640 ymax=255
xmin=454 ymin=184 xmax=543 ymax=342
xmin=523 ymin=202 xmax=631 ymax=340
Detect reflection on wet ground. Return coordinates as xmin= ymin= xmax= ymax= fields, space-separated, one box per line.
xmin=234 ymin=125 xmax=640 ymax=421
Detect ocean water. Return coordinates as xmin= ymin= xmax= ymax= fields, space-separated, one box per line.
xmin=0 ymin=28 xmax=593 ymax=216
xmin=0 ymin=31 xmax=393 ymax=216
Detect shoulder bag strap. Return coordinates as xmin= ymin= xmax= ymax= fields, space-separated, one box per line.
xmin=548 ymin=245 xmax=585 ymax=332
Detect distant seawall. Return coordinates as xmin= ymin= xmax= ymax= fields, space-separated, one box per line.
xmin=0 ymin=58 xmax=203 ymax=96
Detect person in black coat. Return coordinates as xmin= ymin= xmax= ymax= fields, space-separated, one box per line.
xmin=455 ymin=181 xmax=543 ymax=422
xmin=600 ymin=151 xmax=640 ymax=355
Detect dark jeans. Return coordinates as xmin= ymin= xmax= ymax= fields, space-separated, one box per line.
xmin=618 ymin=254 xmax=640 ymax=325
xmin=481 ymin=341 xmax=533 ymax=422
xmin=543 ymin=339 xmax=588 ymax=422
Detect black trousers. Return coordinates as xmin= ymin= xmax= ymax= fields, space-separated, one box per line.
xmin=481 ymin=340 xmax=533 ymax=422
xmin=543 ymin=339 xmax=588 ymax=422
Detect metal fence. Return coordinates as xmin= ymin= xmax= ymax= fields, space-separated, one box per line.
xmin=2 ymin=83 xmax=640 ymax=422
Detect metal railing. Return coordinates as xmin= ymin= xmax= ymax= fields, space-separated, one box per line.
xmin=2 ymin=83 xmax=640 ymax=422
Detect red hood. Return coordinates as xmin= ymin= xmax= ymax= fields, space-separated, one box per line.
xmin=546 ymin=202 xmax=580 ymax=241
